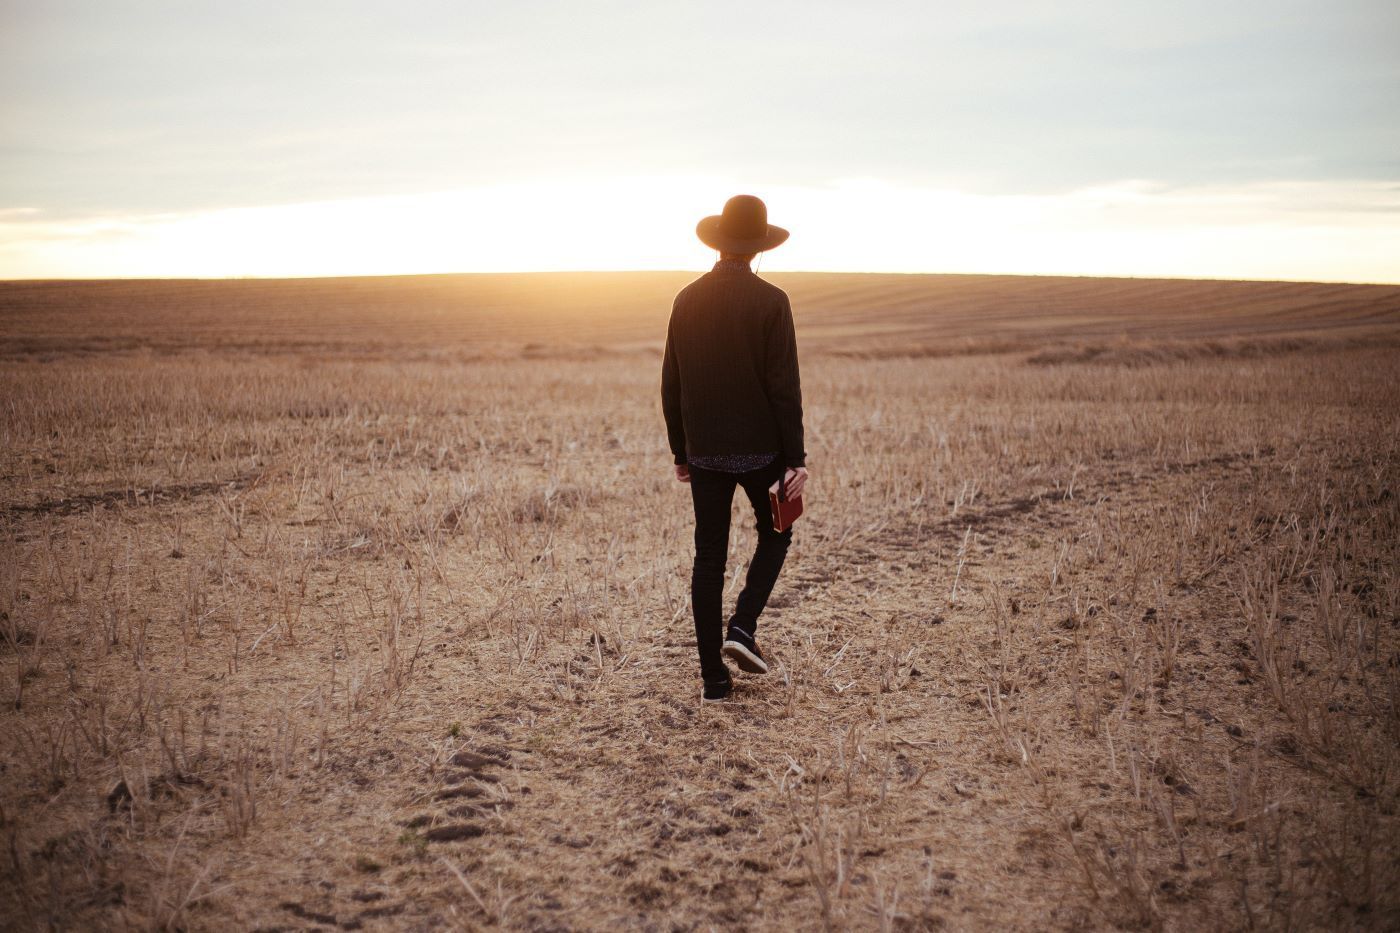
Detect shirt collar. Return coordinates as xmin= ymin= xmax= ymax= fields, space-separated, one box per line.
xmin=711 ymin=258 xmax=753 ymax=274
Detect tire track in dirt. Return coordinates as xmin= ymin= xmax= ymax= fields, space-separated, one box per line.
xmin=4 ymin=470 xmax=267 ymax=517
xmin=401 ymin=745 xmax=516 ymax=845
xmin=785 ymin=446 xmax=1272 ymax=606
xmin=271 ymin=746 xmax=520 ymax=930
xmin=348 ymin=446 xmax=1278 ymax=928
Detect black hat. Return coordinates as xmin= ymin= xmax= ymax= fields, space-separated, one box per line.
xmin=696 ymin=195 xmax=789 ymax=253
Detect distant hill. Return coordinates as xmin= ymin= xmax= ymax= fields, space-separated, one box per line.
xmin=3 ymin=271 xmax=1398 ymax=360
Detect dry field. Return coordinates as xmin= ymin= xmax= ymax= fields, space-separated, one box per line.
xmin=1 ymin=272 xmax=1399 ymax=931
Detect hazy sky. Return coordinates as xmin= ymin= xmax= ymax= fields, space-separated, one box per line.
xmin=2 ymin=0 xmax=1398 ymax=280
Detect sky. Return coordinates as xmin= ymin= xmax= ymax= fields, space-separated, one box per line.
xmin=2 ymin=0 xmax=1398 ymax=281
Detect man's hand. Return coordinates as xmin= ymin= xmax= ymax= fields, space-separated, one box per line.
xmin=784 ymin=466 xmax=808 ymax=499
xmin=675 ymin=464 xmax=691 ymax=483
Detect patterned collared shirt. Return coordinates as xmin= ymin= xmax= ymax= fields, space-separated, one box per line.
xmin=689 ymin=452 xmax=778 ymax=473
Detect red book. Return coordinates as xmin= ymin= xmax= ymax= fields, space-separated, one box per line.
xmin=769 ymin=472 xmax=804 ymax=533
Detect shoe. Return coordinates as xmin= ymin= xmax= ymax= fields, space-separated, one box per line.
xmin=722 ymin=625 xmax=769 ymax=675
xmin=703 ymin=672 xmax=733 ymax=703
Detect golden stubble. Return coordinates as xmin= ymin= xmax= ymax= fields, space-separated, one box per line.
xmin=1 ymin=274 xmax=1398 ymax=930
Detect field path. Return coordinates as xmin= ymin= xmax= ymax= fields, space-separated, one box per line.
xmin=289 ymin=445 xmax=1296 ymax=930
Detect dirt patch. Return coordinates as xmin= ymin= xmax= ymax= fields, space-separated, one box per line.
xmin=7 ymin=470 xmax=265 ymax=516
xmin=1024 ymin=332 xmax=1400 ymax=366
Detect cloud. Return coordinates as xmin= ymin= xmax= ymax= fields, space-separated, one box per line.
xmin=3 ymin=0 xmax=1398 ymax=220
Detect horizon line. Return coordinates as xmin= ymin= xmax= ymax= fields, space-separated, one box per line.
xmin=3 ymin=268 xmax=1398 ymax=288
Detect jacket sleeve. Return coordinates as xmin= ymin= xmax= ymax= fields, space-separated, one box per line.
xmin=660 ymin=313 xmax=687 ymax=465
xmin=764 ymin=293 xmax=806 ymax=468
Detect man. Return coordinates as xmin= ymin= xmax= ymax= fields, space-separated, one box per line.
xmin=661 ymin=194 xmax=809 ymax=703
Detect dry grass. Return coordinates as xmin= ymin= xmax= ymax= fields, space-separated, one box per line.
xmin=1 ymin=272 xmax=1398 ymax=930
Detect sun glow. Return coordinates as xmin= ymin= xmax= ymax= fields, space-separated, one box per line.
xmin=2 ymin=177 xmax=1398 ymax=283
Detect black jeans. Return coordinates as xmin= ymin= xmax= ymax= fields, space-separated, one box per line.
xmin=688 ymin=459 xmax=793 ymax=681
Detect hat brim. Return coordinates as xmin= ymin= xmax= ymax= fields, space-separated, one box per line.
xmin=696 ymin=216 xmax=789 ymax=253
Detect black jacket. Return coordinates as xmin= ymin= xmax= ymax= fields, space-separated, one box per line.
xmin=661 ymin=264 xmax=805 ymax=468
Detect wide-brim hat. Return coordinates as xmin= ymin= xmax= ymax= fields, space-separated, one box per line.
xmin=696 ymin=194 xmax=789 ymax=253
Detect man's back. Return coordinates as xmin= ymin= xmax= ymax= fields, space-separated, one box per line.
xmin=661 ymin=262 xmax=805 ymax=469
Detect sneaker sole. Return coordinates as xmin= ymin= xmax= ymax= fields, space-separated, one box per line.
xmin=722 ymin=640 xmax=769 ymax=675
